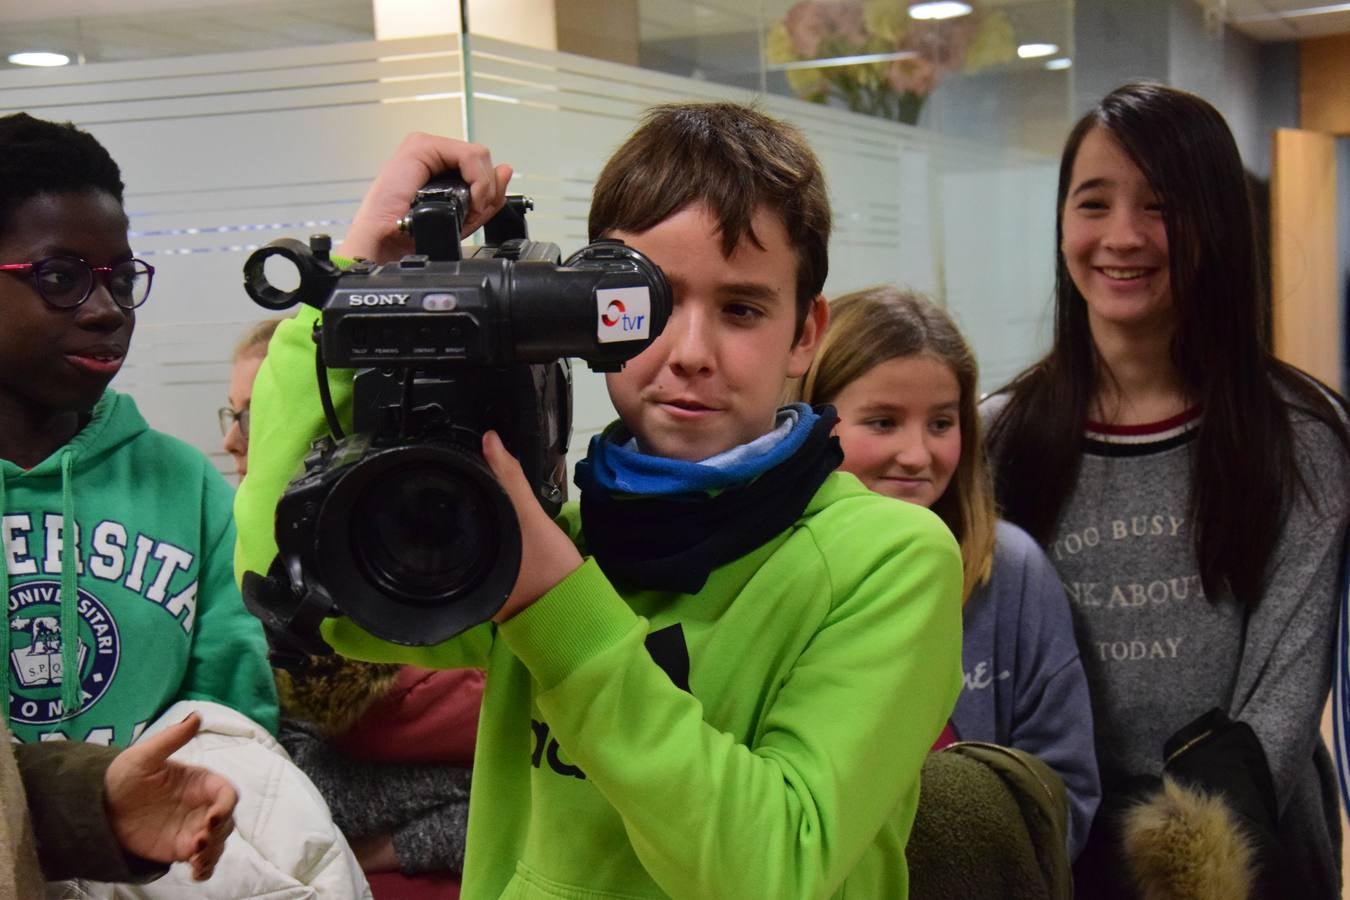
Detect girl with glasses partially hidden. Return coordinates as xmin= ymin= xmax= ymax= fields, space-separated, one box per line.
xmin=221 ymin=317 xmax=284 ymax=478
xmin=0 ymin=112 xmax=281 ymax=878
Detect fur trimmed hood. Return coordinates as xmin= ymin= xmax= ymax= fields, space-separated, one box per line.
xmin=276 ymin=655 xmax=401 ymax=736
xmin=1122 ymin=776 xmax=1256 ymax=900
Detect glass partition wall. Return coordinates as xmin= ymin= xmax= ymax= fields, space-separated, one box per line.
xmin=0 ymin=0 xmax=1073 ymax=474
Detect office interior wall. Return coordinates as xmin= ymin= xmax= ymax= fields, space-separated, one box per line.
xmin=0 ymin=24 xmax=1059 ymax=479
xmin=1072 ymin=0 xmax=1170 ymax=116
xmin=1167 ymin=0 xmax=1298 ymax=179
xmin=385 ymin=34 xmax=1058 ymax=474
xmin=1073 ymin=0 xmax=1298 ymax=179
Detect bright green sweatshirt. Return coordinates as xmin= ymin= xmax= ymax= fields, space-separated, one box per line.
xmin=235 ymin=306 xmax=964 ymax=899
xmin=3 ymin=391 xmax=277 ymax=746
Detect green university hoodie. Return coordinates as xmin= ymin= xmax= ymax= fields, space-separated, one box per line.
xmin=3 ymin=391 xmax=277 ymax=746
xmin=235 ymin=308 xmax=964 ymax=899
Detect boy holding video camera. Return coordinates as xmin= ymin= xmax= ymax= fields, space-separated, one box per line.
xmin=236 ymin=104 xmax=962 ymax=898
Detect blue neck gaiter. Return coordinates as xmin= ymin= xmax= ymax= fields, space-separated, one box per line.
xmin=575 ymin=403 xmax=820 ymax=497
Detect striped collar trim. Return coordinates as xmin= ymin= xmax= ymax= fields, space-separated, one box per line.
xmin=1085 ymin=406 xmax=1202 ymax=445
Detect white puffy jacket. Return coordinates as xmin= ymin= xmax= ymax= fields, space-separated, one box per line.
xmin=47 ymin=699 xmax=372 ymax=899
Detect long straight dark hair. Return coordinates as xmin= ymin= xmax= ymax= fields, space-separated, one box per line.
xmin=986 ymin=82 xmax=1349 ymax=609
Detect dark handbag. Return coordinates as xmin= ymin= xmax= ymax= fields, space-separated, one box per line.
xmin=1077 ymin=709 xmax=1283 ymax=900
xmin=1162 ymin=707 xmax=1280 ymax=855
xmin=1158 ymin=707 xmax=1283 ymax=897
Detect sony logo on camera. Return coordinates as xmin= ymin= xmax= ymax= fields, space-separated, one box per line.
xmin=346 ymin=293 xmax=411 ymax=306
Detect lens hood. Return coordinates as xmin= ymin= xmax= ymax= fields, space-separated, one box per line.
xmin=308 ymin=441 xmax=520 ymax=645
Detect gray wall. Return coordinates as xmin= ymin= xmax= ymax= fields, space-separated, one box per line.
xmin=1074 ymin=0 xmax=1299 ymax=178
xmin=1073 ymin=0 xmax=1170 ymax=116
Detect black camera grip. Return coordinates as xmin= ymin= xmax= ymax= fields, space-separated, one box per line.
xmin=241 ymin=566 xmax=334 ymax=671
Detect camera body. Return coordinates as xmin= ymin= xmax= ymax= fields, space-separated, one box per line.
xmin=313 ymin=237 xmax=660 ymax=371
xmin=241 ymin=178 xmax=670 ymax=652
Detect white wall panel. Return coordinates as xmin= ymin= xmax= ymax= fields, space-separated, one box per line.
xmin=0 ymin=31 xmax=1055 ymax=484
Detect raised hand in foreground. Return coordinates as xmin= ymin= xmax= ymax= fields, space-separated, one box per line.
xmin=104 ymin=713 xmax=238 ymax=882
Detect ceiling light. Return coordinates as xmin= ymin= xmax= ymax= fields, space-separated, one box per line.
xmin=1236 ymin=1 xmax=1350 ymax=23
xmin=768 ymin=50 xmax=920 ymax=72
xmin=908 ymin=2 xmax=973 ymax=21
xmin=7 ymin=51 xmax=71 ymax=67
xmin=1044 ymin=57 xmax=1072 ymax=71
xmin=1017 ymin=43 xmax=1059 ymax=59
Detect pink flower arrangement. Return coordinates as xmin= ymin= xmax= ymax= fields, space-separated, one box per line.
xmin=766 ymin=0 xmax=1015 ymax=125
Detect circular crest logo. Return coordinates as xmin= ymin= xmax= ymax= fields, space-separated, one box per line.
xmin=7 ymin=580 xmax=120 ymax=725
xmin=601 ymin=299 xmax=625 ymax=327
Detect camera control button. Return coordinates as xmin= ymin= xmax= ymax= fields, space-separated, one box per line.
xmin=423 ymin=293 xmax=457 ymax=311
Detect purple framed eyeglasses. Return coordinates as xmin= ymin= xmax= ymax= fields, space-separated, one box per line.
xmin=0 ymin=256 xmax=155 ymax=310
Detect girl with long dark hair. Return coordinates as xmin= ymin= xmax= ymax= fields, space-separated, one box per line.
xmin=986 ymin=83 xmax=1350 ymax=899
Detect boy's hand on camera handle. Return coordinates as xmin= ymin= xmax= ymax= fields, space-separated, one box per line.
xmin=339 ymin=133 xmax=513 ymax=263
xmin=483 ymin=430 xmax=583 ymax=623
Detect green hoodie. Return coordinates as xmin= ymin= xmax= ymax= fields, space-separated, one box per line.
xmin=236 ymin=308 xmax=963 ymax=899
xmin=3 ymin=391 xmax=277 ymax=746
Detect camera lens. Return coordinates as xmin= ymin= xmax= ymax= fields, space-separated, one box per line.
xmin=308 ymin=442 xmax=521 ymax=646
xmin=351 ymin=462 xmax=496 ymax=604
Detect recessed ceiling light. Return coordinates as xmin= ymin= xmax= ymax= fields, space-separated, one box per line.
xmin=908 ymin=2 xmax=973 ymax=21
xmin=1045 ymin=57 xmax=1072 ymax=71
xmin=768 ymin=50 xmax=920 ymax=72
xmin=1017 ymin=43 xmax=1059 ymax=59
xmin=7 ymin=51 xmax=71 ymax=67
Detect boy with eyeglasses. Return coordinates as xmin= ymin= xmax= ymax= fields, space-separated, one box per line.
xmin=237 ymin=105 xmax=963 ymax=898
xmin=0 ymin=112 xmax=277 ymax=748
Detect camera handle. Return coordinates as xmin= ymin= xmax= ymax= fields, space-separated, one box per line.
xmin=406 ymin=174 xmax=471 ymax=262
xmin=484 ymin=196 xmax=533 ymax=245
xmin=404 ymin=174 xmax=534 ymax=259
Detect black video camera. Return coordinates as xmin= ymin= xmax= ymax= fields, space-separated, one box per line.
xmin=240 ymin=175 xmax=671 ymax=655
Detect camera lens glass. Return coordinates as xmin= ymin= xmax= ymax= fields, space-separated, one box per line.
xmin=351 ymin=462 xmax=496 ymax=604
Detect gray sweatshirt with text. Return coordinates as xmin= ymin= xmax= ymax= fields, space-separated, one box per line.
xmin=986 ymin=392 xmax=1350 ymax=893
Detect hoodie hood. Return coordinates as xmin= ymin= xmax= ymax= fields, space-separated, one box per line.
xmin=0 ymin=391 xmax=149 ymax=482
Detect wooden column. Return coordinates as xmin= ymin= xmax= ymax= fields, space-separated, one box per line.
xmin=1270 ymin=128 xmax=1341 ymax=392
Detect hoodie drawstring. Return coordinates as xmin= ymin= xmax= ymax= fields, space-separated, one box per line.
xmin=0 ymin=468 xmax=8 ymax=719
xmin=59 ymin=451 xmax=78 ymax=720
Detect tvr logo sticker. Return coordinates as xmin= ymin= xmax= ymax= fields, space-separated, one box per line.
xmin=596 ymin=287 xmax=651 ymax=343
